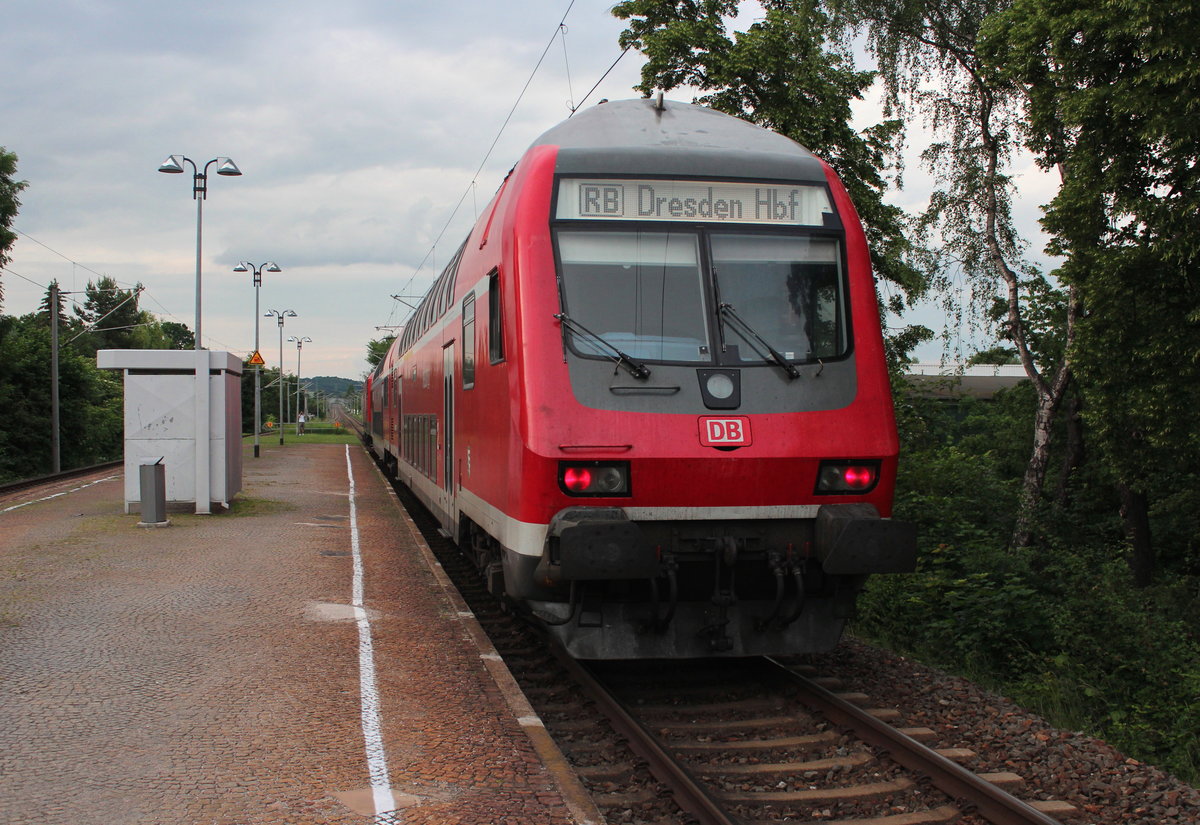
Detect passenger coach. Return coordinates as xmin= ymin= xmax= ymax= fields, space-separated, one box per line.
xmin=365 ymin=98 xmax=915 ymax=658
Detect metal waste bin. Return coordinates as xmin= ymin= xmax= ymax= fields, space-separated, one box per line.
xmin=138 ymin=457 xmax=167 ymax=526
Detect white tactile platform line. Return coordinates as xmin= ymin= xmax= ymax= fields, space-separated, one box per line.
xmin=345 ymin=445 xmax=397 ymax=816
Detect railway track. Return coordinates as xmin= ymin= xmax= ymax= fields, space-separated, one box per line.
xmin=383 ymin=460 xmax=1076 ymax=825
xmin=572 ymin=654 xmax=1074 ymax=824
xmin=0 ymin=460 xmax=123 ymax=498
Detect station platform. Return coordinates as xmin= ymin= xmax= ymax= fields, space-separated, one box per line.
xmin=0 ymin=442 xmax=602 ymax=825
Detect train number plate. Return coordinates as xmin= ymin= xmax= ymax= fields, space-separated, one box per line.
xmin=699 ymin=416 xmax=753 ymax=447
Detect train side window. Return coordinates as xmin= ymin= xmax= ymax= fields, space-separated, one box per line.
xmin=488 ymin=269 xmax=504 ymax=364
xmin=462 ymin=293 xmax=476 ymax=389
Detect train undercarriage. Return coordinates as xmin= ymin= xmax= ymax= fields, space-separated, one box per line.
xmin=462 ymin=504 xmax=915 ymax=660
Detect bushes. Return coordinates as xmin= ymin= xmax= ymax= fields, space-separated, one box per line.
xmin=1018 ymin=547 xmax=1200 ymax=778
xmin=855 ymin=383 xmax=1200 ymax=783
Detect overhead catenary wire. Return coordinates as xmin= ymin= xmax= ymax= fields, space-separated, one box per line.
xmin=15 ymin=230 xmax=111 ymax=283
xmin=569 ymin=46 xmax=630 ymax=116
xmin=560 ymin=23 xmax=576 ymax=113
xmin=380 ymin=0 xmax=664 ymax=339
xmin=395 ymin=2 xmax=578 ymax=306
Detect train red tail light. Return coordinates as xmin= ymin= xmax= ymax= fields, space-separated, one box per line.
xmin=558 ymin=461 xmax=630 ymax=496
xmin=562 ymin=467 xmax=592 ymax=492
xmin=816 ymin=460 xmax=880 ymax=494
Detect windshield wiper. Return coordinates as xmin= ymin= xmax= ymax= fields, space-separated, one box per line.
xmin=554 ymin=313 xmax=651 ymax=380
xmin=718 ymin=303 xmax=800 ymax=380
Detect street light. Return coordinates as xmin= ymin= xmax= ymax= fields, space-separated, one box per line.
xmin=234 ymin=261 xmax=282 ymax=458
xmin=288 ymin=336 xmax=312 ymax=436
xmin=266 ymin=309 xmax=297 ymax=445
xmin=157 ymin=155 xmax=242 ymax=349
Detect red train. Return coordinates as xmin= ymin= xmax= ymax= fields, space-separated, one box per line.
xmin=365 ymin=98 xmax=915 ymax=659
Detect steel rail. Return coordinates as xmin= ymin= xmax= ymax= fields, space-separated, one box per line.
xmin=544 ymin=642 xmax=740 ymax=825
xmin=765 ymin=657 xmax=1064 ymax=825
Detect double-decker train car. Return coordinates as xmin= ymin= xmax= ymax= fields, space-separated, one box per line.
xmin=365 ymin=98 xmax=915 ymax=659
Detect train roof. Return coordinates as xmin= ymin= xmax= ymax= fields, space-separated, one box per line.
xmin=531 ymin=98 xmax=828 ymax=182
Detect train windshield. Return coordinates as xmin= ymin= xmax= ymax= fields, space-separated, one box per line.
xmin=711 ymin=234 xmax=847 ymax=362
xmin=556 ymin=231 xmax=712 ymax=363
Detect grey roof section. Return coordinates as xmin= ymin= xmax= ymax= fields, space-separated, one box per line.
xmin=532 ymin=98 xmax=829 ymax=182
xmin=904 ymin=363 xmax=1028 ymax=399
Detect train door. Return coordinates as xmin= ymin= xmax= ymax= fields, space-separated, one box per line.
xmin=442 ymin=343 xmax=454 ymax=492
xmin=393 ymin=372 xmax=402 ymax=455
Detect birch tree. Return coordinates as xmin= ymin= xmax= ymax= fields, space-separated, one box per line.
xmin=831 ymin=0 xmax=1078 ymax=547
xmin=980 ymin=0 xmax=1200 ymax=582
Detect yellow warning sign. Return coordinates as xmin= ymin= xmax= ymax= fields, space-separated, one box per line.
xmin=247 ymin=351 xmax=266 ymax=366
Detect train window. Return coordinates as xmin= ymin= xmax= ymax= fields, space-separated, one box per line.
xmin=432 ymin=243 xmax=463 ymax=317
xmin=555 ymin=230 xmax=710 ymax=363
xmin=710 ymin=234 xmax=847 ymax=362
xmin=462 ymin=293 xmax=476 ymax=389
xmin=488 ymin=269 xmax=504 ymax=364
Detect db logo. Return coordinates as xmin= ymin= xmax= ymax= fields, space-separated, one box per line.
xmin=699 ymin=416 xmax=752 ymax=447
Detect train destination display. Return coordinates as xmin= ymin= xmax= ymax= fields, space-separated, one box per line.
xmin=556 ymin=178 xmax=833 ymax=226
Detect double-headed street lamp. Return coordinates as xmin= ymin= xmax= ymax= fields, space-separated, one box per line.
xmin=157 ymin=155 xmax=242 ymax=349
xmin=234 ymin=261 xmax=281 ymax=458
xmin=265 ymin=309 xmax=297 ymax=445
xmin=288 ymin=336 xmax=313 ymax=436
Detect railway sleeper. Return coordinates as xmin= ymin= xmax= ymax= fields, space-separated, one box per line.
xmin=701 ymin=752 xmax=873 ymax=776
xmin=672 ymin=732 xmax=839 ymax=753
xmin=720 ymin=776 xmax=915 ymax=804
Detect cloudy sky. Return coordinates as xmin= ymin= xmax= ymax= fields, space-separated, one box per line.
xmin=2 ymin=0 xmax=1054 ymax=380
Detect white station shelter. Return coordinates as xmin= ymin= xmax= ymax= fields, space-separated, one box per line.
xmin=98 ymin=349 xmax=243 ymax=515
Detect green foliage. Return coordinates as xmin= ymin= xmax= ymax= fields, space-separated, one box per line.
xmin=612 ymin=0 xmax=928 ymax=308
xmin=366 ymin=336 xmax=393 ymax=369
xmin=307 ymin=375 xmax=363 ymax=397
xmin=0 ymin=147 xmax=29 ymax=309
xmin=158 ymin=321 xmax=194 ymax=350
xmin=244 ymin=366 xmax=287 ymax=433
xmin=0 ymin=280 xmax=195 ymax=480
xmin=0 ymin=313 xmax=123 ymax=481
xmin=71 ymin=276 xmax=145 ymax=356
xmin=1016 ymin=547 xmax=1200 ymax=776
xmin=860 ymin=381 xmax=1200 ymax=782
xmin=965 ymin=345 xmax=1016 ymax=366
xmin=980 ymin=0 xmax=1200 ymax=558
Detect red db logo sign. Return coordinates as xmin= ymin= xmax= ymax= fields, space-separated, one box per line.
xmin=699 ymin=416 xmax=752 ymax=447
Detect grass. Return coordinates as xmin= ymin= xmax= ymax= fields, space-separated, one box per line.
xmin=242 ymin=419 xmax=359 ymax=446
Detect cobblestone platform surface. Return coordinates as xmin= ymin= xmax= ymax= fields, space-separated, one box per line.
xmin=0 ymin=443 xmax=599 ymax=825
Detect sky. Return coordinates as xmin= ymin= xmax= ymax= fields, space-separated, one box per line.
xmin=2 ymin=0 xmax=1057 ymax=380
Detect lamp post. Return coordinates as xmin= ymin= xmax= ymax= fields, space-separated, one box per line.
xmin=266 ymin=309 xmax=297 ymax=445
xmin=288 ymin=336 xmax=312 ymax=436
xmin=157 ymin=155 xmax=242 ymax=350
xmin=234 ymin=262 xmax=281 ymax=458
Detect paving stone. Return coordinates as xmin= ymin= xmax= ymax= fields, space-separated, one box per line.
xmin=0 ymin=444 xmax=589 ymax=825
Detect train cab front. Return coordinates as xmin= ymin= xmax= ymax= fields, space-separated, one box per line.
xmin=507 ymin=104 xmax=918 ymax=657
xmin=520 ymin=465 xmax=916 ymax=659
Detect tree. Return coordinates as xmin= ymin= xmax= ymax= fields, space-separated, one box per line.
xmin=980 ymin=0 xmax=1200 ymax=583
xmin=966 ymin=345 xmax=1017 ymax=366
xmin=366 ymin=336 xmax=394 ymax=369
xmin=0 ymin=311 xmax=122 ymax=481
xmin=159 ymin=321 xmax=194 ymax=350
xmin=828 ymin=0 xmax=1078 ymax=548
xmin=612 ymin=0 xmax=929 ymax=342
xmin=0 ymin=147 xmax=29 ymax=310
xmin=37 ymin=280 xmax=73 ymax=330
xmin=72 ymin=276 xmax=144 ymax=355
